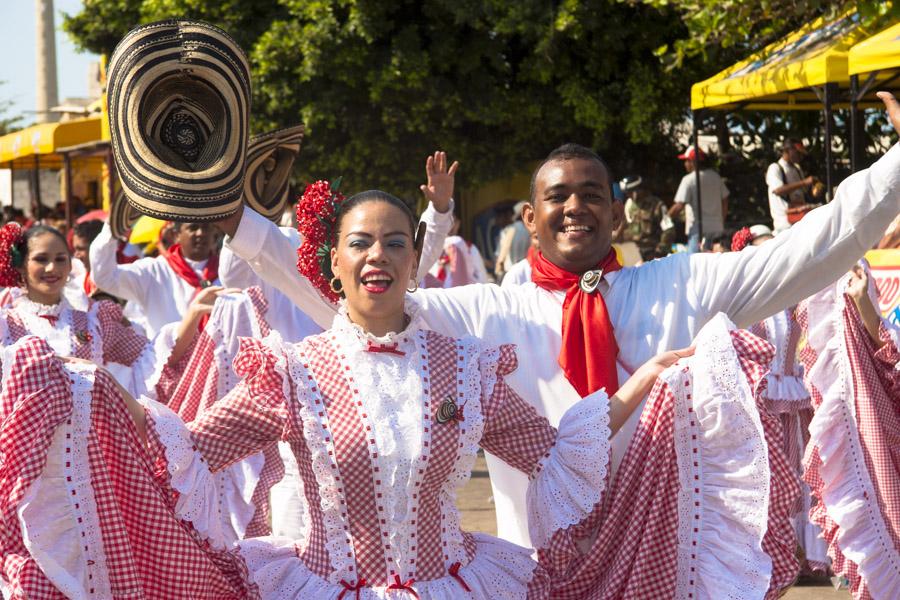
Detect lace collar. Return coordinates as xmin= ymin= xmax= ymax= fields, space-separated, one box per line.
xmin=13 ymin=294 xmax=68 ymax=318
xmin=333 ymin=299 xmax=424 ymax=348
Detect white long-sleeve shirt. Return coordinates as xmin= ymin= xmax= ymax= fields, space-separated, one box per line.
xmin=88 ymin=224 xmax=220 ymax=337
xmin=226 ymin=144 xmax=900 ymax=549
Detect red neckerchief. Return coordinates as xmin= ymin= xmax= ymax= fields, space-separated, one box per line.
xmin=165 ymin=244 xmax=219 ymax=330
xmin=531 ymin=249 xmax=622 ymax=397
xmin=84 ymin=272 xmax=97 ymax=297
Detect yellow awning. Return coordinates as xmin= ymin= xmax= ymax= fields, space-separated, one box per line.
xmin=0 ymin=117 xmax=102 ymax=169
xmin=691 ymin=11 xmax=870 ymax=110
xmin=849 ymin=21 xmax=900 ymax=75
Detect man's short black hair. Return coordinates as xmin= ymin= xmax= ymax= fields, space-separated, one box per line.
xmin=529 ymin=143 xmax=615 ymax=203
xmin=72 ymin=219 xmax=104 ymax=243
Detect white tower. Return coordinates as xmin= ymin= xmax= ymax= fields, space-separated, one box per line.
xmin=35 ymin=0 xmax=59 ymax=124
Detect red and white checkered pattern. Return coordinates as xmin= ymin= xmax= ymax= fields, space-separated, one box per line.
xmin=799 ymin=294 xmax=900 ymax=599
xmin=536 ymin=327 xmax=795 ymax=599
xmin=0 ymin=336 xmax=258 ymax=598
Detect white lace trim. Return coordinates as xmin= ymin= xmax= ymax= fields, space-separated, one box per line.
xmin=672 ymin=313 xmax=772 ymax=600
xmin=804 ymin=284 xmax=900 ymax=597
xmin=285 ymin=337 xmax=358 ymax=584
xmin=333 ymin=298 xmax=425 ymax=347
xmin=16 ymin=362 xmax=116 ymax=598
xmin=526 ymin=388 xmax=609 ymax=551
xmin=7 ymin=298 xmax=75 ymax=358
xmin=237 ymin=532 xmax=536 ymax=599
xmin=141 ymin=397 xmax=235 ymax=550
xmin=439 ymin=338 xmax=489 ymax=569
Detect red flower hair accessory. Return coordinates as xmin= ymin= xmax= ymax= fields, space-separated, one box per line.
xmin=0 ymin=223 xmax=25 ymax=287
xmin=731 ymin=227 xmax=753 ymax=252
xmin=296 ymin=178 xmax=346 ymax=302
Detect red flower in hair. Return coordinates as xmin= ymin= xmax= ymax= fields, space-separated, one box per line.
xmin=296 ymin=179 xmax=346 ymax=302
xmin=0 ymin=223 xmax=25 ymax=287
xmin=731 ymin=227 xmax=753 ymax=252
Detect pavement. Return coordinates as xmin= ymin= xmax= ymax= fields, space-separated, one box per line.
xmin=457 ymin=453 xmax=848 ymax=599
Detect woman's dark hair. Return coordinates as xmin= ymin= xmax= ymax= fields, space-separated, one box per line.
xmin=21 ymin=225 xmax=70 ymax=259
xmin=334 ymin=190 xmax=418 ymax=242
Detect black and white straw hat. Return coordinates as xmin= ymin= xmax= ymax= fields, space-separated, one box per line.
xmin=107 ymin=20 xmax=251 ymax=221
xmin=244 ymin=125 xmax=305 ymax=221
xmin=108 ymin=189 xmax=141 ymax=241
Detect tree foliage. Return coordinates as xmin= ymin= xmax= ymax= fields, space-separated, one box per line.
xmin=637 ymin=0 xmax=897 ymax=68
xmin=63 ymin=0 xmax=712 ymax=197
xmin=0 ymin=82 xmax=22 ymax=136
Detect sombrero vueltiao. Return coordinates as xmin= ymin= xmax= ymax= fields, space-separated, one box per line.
xmin=244 ymin=125 xmax=305 ymax=221
xmin=108 ymin=189 xmax=142 ymax=241
xmin=107 ymin=20 xmax=250 ymax=221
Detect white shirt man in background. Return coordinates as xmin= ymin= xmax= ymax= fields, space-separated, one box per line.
xmin=766 ymin=138 xmax=816 ymax=233
xmin=669 ymin=145 xmax=729 ymax=253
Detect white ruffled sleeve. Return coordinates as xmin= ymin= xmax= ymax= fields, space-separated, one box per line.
xmin=526 ymin=389 xmax=609 ymax=552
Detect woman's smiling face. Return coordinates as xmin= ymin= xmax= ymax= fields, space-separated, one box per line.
xmin=330 ymin=200 xmax=417 ymax=334
xmin=21 ymin=232 xmax=71 ymax=304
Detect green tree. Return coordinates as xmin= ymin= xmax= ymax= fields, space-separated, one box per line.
xmin=64 ymin=0 xmax=715 ymax=198
xmin=0 ymin=82 xmax=22 ymax=135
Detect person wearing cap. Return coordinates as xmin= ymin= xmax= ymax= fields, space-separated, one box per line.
xmin=767 ymin=138 xmax=817 ymax=233
xmin=494 ymin=199 xmax=532 ymax=280
xmin=620 ymin=175 xmax=671 ymax=260
xmin=668 ymin=145 xmax=729 ymax=253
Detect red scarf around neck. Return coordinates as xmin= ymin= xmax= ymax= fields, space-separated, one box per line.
xmin=165 ymin=244 xmax=219 ymax=330
xmin=531 ymin=249 xmax=622 ymax=398
xmin=165 ymin=244 xmax=219 ymax=290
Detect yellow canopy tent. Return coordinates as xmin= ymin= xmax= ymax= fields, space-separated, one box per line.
xmin=849 ymin=21 xmax=900 ymax=76
xmin=0 ymin=117 xmax=104 ymax=224
xmin=688 ymin=11 xmax=897 ymax=222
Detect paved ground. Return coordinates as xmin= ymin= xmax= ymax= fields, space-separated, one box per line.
xmin=457 ymin=453 xmax=848 ymax=599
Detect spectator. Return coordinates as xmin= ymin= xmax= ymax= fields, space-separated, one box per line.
xmin=668 ymin=145 xmax=729 ymax=253
xmin=702 ymin=231 xmax=734 ymax=253
xmin=766 ymin=138 xmax=816 ymax=234
xmin=494 ymin=200 xmax=531 ymax=280
xmin=620 ymin=175 xmax=671 ymax=260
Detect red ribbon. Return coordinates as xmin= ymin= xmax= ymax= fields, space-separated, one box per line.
xmin=366 ymin=341 xmax=406 ymax=356
xmin=387 ymin=575 xmax=419 ymax=598
xmin=338 ymin=578 xmax=366 ymax=600
xmin=39 ymin=315 xmax=58 ymax=325
xmin=531 ymin=249 xmax=622 ymax=397
xmin=448 ymin=562 xmax=471 ymax=592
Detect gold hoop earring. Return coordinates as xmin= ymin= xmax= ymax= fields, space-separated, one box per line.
xmin=329 ymin=276 xmax=343 ymax=295
xmin=407 ymin=277 xmax=418 ymax=293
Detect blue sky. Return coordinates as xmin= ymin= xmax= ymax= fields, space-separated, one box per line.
xmin=0 ymin=0 xmax=100 ymax=125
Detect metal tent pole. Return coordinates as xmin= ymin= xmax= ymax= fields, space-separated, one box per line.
xmin=692 ymin=109 xmax=703 ymax=242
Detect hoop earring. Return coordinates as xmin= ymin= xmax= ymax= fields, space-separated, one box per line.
xmin=407 ymin=277 xmax=418 ymax=293
xmin=329 ymin=276 xmax=343 ymax=295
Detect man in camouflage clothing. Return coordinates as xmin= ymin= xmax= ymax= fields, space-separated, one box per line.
xmin=620 ymin=176 xmax=672 ymax=260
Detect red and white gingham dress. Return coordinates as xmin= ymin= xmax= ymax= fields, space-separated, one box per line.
xmin=798 ymin=275 xmax=900 ymax=599
xmin=750 ymin=309 xmax=829 ymax=574
xmin=0 ymin=336 xmax=257 ymax=599
xmin=0 ymin=295 xmax=167 ymax=399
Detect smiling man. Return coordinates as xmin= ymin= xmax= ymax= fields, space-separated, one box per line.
xmin=90 ymin=221 xmax=223 ymax=337
xmin=220 ymin=95 xmax=900 ymax=558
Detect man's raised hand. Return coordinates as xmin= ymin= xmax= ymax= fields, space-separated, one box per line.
xmin=877 ymin=91 xmax=900 ymax=137
xmin=420 ymin=151 xmax=459 ymax=214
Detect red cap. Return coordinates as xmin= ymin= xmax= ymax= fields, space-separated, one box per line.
xmin=677 ymin=145 xmax=706 ymax=161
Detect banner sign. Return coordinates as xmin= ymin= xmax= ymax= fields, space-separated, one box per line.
xmin=866 ymin=249 xmax=900 ymax=328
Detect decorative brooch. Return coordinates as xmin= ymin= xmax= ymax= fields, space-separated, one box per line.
xmin=579 ymin=269 xmax=603 ymax=293
xmin=436 ymin=396 xmax=464 ymax=424
xmin=75 ymin=331 xmax=93 ymax=343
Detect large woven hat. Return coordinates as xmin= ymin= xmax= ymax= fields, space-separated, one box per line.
xmin=107 ymin=20 xmax=251 ymax=221
xmin=244 ymin=125 xmax=305 ymax=221
xmin=108 ymin=189 xmax=142 ymax=241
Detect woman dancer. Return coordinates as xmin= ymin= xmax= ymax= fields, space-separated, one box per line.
xmin=0 ymin=223 xmax=212 ymax=397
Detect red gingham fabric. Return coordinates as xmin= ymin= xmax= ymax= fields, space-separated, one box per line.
xmin=164 ymin=287 xmax=282 ymax=537
xmin=0 ymin=336 xmax=257 ymax=598
xmin=798 ymin=295 xmax=900 ymax=599
xmin=538 ymin=328 xmax=795 ymax=599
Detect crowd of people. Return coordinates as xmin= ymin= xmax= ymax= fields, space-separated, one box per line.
xmin=0 ymin=19 xmax=899 ymax=600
